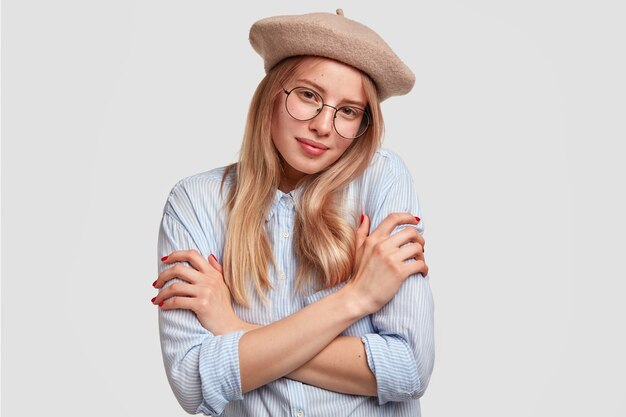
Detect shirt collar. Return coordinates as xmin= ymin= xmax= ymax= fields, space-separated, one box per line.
xmin=265 ymin=186 xmax=301 ymax=222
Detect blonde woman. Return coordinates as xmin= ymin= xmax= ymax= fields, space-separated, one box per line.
xmin=151 ymin=10 xmax=434 ymax=417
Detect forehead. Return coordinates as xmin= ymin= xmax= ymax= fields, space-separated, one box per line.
xmin=293 ymin=58 xmax=366 ymax=104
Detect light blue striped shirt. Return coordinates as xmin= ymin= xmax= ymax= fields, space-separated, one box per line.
xmin=157 ymin=148 xmax=435 ymax=416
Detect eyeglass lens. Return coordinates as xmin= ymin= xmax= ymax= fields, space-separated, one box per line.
xmin=285 ymin=87 xmax=370 ymax=139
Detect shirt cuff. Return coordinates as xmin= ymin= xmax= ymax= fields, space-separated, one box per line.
xmin=197 ymin=330 xmax=245 ymax=415
xmin=361 ymin=333 xmax=421 ymax=404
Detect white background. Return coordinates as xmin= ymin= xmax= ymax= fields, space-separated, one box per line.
xmin=3 ymin=1 xmax=625 ymax=416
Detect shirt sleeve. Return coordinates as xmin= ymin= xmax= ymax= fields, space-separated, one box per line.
xmin=360 ymin=151 xmax=435 ymax=404
xmin=157 ymin=181 xmax=244 ymax=416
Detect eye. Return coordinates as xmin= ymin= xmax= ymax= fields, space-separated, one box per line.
xmin=296 ymin=88 xmax=320 ymax=103
xmin=338 ymin=106 xmax=360 ymax=118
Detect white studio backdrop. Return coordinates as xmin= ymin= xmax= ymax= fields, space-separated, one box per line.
xmin=2 ymin=1 xmax=625 ymax=416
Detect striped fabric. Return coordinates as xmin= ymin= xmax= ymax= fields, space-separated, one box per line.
xmin=157 ymin=148 xmax=435 ymax=416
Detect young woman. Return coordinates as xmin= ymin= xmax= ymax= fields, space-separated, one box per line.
xmin=151 ymin=10 xmax=434 ymax=417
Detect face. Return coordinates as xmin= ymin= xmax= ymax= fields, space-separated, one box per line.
xmin=271 ymin=58 xmax=367 ymax=191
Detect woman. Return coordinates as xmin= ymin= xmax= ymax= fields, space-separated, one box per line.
xmin=151 ymin=9 xmax=434 ymax=417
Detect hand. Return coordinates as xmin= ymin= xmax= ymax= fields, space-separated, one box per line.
xmin=354 ymin=213 xmax=429 ymax=278
xmin=151 ymin=250 xmax=243 ymax=335
xmin=346 ymin=212 xmax=427 ymax=314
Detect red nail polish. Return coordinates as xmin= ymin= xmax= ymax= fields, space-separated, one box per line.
xmin=151 ymin=297 xmax=156 ymax=303
xmin=158 ymin=302 xmax=164 ymax=307
xmin=360 ymin=214 xmax=364 ymax=224
xmin=161 ymin=256 xmax=168 ymax=262
xmin=415 ymin=216 xmax=421 ymax=223
xmin=152 ymin=280 xmax=157 ymax=287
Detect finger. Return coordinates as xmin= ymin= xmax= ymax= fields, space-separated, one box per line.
xmin=369 ymin=212 xmax=420 ymax=241
xmin=411 ymin=260 xmax=428 ymax=277
xmin=393 ymin=227 xmax=425 ymax=252
xmin=355 ymin=213 xmax=371 ymax=250
xmin=208 ymin=254 xmax=223 ymax=274
xmin=414 ymin=232 xmax=425 ymax=249
xmin=400 ymin=259 xmax=428 ymax=279
xmin=400 ymin=255 xmax=429 ymax=277
xmin=158 ymin=294 xmax=199 ymax=312
xmin=385 ymin=227 xmax=423 ymax=253
xmin=153 ymin=281 xmax=198 ymax=305
xmin=161 ymin=249 xmax=211 ymax=274
xmin=392 ymin=240 xmax=425 ymax=264
xmin=155 ymin=263 xmax=206 ymax=288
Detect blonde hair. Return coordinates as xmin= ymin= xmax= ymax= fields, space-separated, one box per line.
xmin=221 ymin=56 xmax=384 ymax=306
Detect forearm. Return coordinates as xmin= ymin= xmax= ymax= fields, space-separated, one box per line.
xmin=286 ymin=336 xmax=376 ymax=396
xmin=237 ymin=287 xmax=368 ymax=393
xmin=237 ymin=278 xmax=433 ymax=401
xmin=237 ymin=317 xmax=376 ymax=395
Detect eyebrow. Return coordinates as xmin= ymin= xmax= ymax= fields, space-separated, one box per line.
xmin=295 ymin=79 xmax=367 ymax=108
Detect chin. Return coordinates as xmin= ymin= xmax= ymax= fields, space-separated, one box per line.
xmin=296 ymin=161 xmax=329 ymax=175
xmin=288 ymin=156 xmax=334 ymax=176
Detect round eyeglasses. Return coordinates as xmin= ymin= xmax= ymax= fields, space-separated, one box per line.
xmin=282 ymin=86 xmax=371 ymax=139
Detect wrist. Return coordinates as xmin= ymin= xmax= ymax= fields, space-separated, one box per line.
xmin=336 ymin=283 xmax=373 ymax=318
xmin=211 ymin=317 xmax=256 ymax=336
xmin=239 ymin=321 xmax=261 ymax=332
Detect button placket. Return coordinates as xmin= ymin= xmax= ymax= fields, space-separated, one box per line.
xmin=276 ymin=270 xmax=286 ymax=288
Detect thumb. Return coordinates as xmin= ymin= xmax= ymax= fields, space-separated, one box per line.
xmin=208 ymin=254 xmax=224 ymax=274
xmin=355 ymin=213 xmax=370 ymax=250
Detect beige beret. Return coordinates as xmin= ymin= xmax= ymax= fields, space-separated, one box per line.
xmin=249 ymin=9 xmax=415 ymax=102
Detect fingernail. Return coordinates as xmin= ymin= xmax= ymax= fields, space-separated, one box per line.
xmin=158 ymin=302 xmax=164 ymax=307
xmin=161 ymin=256 xmax=168 ymax=262
xmin=151 ymin=297 xmax=156 ymax=303
xmin=210 ymin=254 xmax=217 ymax=262
xmin=415 ymin=216 xmax=421 ymax=223
xmin=360 ymin=213 xmax=364 ymax=224
xmin=152 ymin=280 xmax=157 ymax=287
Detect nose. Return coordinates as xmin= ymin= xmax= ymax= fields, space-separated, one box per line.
xmin=308 ymin=105 xmax=335 ymax=137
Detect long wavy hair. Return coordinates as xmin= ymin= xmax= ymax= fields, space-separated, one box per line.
xmin=220 ymin=55 xmax=384 ymax=306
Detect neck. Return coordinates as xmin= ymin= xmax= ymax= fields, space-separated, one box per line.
xmin=278 ymin=178 xmax=296 ymax=193
xmin=279 ymin=163 xmax=307 ymax=193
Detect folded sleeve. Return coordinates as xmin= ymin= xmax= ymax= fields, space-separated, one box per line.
xmin=360 ymin=151 xmax=435 ymax=404
xmin=157 ymin=181 xmax=244 ymax=416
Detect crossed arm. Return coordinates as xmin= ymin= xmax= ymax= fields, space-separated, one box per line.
xmin=154 ymin=156 xmax=434 ymax=415
xmin=156 ymin=216 xmax=432 ymax=415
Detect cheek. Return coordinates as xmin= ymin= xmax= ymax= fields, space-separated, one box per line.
xmin=271 ymin=106 xmax=294 ymax=142
xmin=335 ymin=140 xmax=353 ymax=157
xmin=325 ymin=141 xmax=353 ymax=167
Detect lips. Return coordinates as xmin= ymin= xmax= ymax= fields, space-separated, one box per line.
xmin=296 ymin=137 xmax=329 ymax=157
xmin=296 ymin=137 xmax=329 ymax=150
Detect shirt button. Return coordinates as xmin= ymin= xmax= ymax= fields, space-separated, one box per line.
xmin=296 ymin=410 xmax=304 ymax=417
xmin=278 ymin=272 xmax=286 ymax=280
xmin=282 ymin=231 xmax=289 ymax=238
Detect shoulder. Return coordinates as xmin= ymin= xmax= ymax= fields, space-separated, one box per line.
xmin=362 ymin=147 xmax=413 ymax=188
xmin=164 ymin=165 xmax=235 ymax=221
xmin=168 ymin=165 xmax=233 ymax=196
xmin=369 ymin=147 xmax=412 ymax=178
xmin=359 ymin=148 xmax=424 ymax=231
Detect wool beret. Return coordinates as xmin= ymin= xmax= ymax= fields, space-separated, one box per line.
xmin=249 ymin=9 xmax=415 ymax=102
